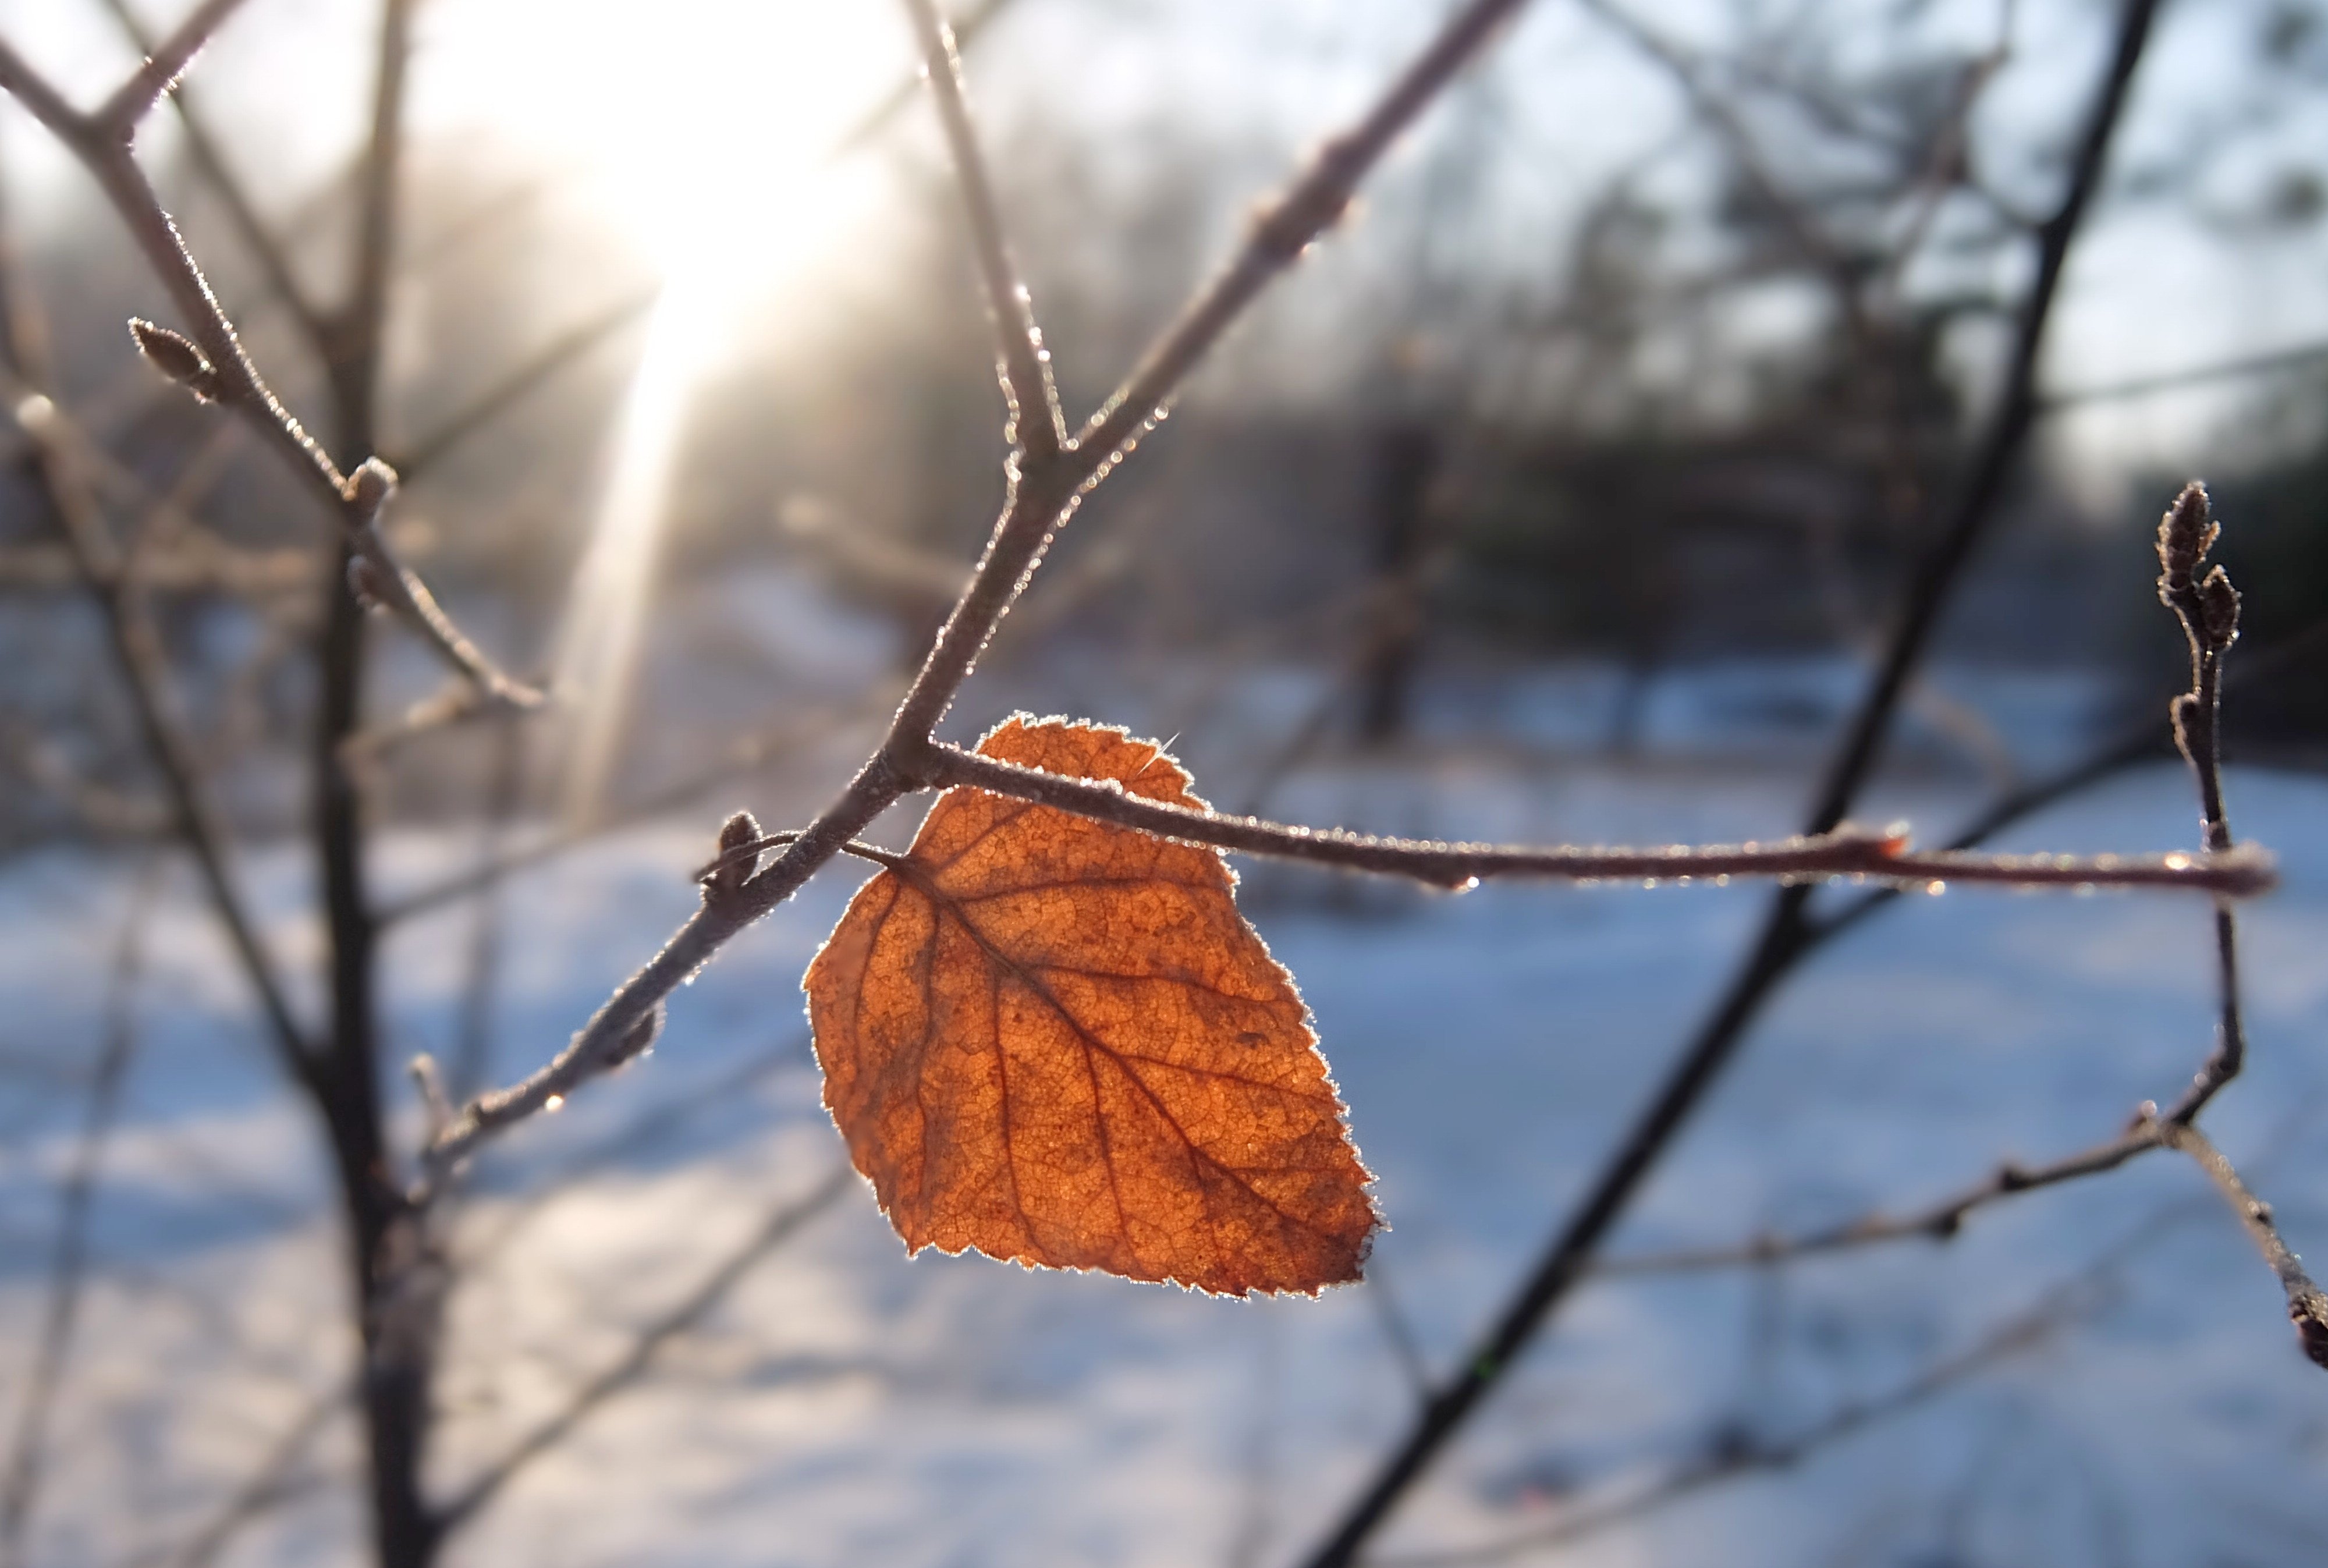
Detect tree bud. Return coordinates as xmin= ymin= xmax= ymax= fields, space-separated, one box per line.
xmin=127 ymin=317 xmax=219 ymax=402
xmin=2198 ymin=564 xmax=2241 ymax=650
xmin=703 ymin=810 xmax=763 ymax=904
xmin=2155 ymin=480 xmax=2216 ymax=595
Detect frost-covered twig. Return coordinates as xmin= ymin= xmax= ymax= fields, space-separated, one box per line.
xmin=919 ymin=742 xmax=2269 ymax=895
xmin=93 ymin=0 xmax=325 ymax=338
xmin=93 ymin=0 xmax=251 ymax=136
xmin=2151 ymin=481 xmax=2245 ymax=1123
xmin=902 ymin=0 xmax=1063 ymax=464
xmin=1596 ymin=1127 xmax=2162 ymax=1277
xmin=2154 ymin=1120 xmax=2328 ymax=1369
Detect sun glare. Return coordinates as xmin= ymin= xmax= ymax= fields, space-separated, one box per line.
xmin=416 ymin=0 xmax=911 ymax=820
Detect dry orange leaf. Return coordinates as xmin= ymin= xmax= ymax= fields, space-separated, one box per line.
xmin=804 ymin=717 xmax=1378 ymax=1296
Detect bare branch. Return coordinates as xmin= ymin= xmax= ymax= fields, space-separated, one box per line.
xmin=1075 ymin=0 xmax=1533 ymax=466
xmin=0 ymin=41 xmax=83 ymax=134
xmin=94 ymin=0 xmax=254 ymax=137
xmin=901 ymin=0 xmax=1064 ymax=460
xmin=2151 ymin=482 xmax=2246 ymax=1123
xmin=829 ymin=0 xmax=1018 ymax=159
xmin=1805 ymin=615 xmax=2328 ymax=953
xmin=1596 ymin=1126 xmax=2159 ymax=1277
xmin=2140 ymin=507 xmax=2321 ymax=1364
xmin=434 ymin=1164 xmax=853 ymax=1531
xmin=920 ymin=742 xmax=2270 ymax=896
xmin=2156 ymin=1120 xmax=2328 ymax=1370
xmin=93 ymin=0 xmax=327 ymax=336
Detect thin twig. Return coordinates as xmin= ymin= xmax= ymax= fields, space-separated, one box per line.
xmin=902 ymin=0 xmax=1063 ymax=460
xmin=2139 ymin=492 xmax=2322 ymax=1365
xmin=2150 ymin=482 xmax=2245 ymax=1123
xmin=1804 ymin=614 xmax=2328 ymax=953
xmin=93 ymin=0 xmax=253 ymax=137
xmin=1074 ymin=0 xmax=1534 ymax=467
xmin=829 ymin=0 xmax=1018 ymax=158
xmin=93 ymin=0 xmax=327 ymax=336
xmin=1384 ymin=1300 xmax=2071 ymax=1566
xmin=336 ymin=677 xmax=538 ymax=777
xmin=2154 ymin=1120 xmax=2328 ymax=1369
xmin=0 ymin=861 xmax=157 ymax=1568
xmin=447 ymin=715 xmax=526 ymax=1102
xmin=1595 ymin=1128 xmax=2160 ymax=1277
xmin=433 ymin=1163 xmax=854 ymax=1530
xmin=1363 ymin=1262 xmax=1435 ymax=1408
xmin=920 ymin=742 xmax=2266 ymax=895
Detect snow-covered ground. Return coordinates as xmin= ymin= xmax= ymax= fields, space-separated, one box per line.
xmin=3 ymin=661 xmax=2325 ymax=1568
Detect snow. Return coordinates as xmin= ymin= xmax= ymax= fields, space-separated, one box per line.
xmin=3 ymin=663 xmax=2326 ymax=1567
